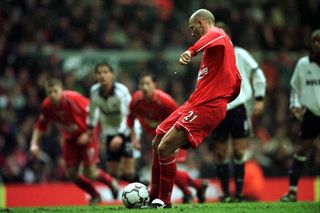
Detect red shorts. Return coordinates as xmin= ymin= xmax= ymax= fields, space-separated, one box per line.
xmin=63 ymin=131 xmax=99 ymax=167
xmin=156 ymin=100 xmax=228 ymax=148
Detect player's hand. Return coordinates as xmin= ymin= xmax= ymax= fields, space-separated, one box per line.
xmin=30 ymin=143 xmax=40 ymax=157
xmin=179 ymin=50 xmax=192 ymax=65
xmin=291 ymin=107 xmax=304 ymax=121
xmin=253 ymin=100 xmax=264 ymax=116
xmin=109 ymin=136 xmax=123 ymax=152
xmin=132 ymin=138 xmax=141 ymax=150
xmin=77 ymin=131 xmax=91 ymax=145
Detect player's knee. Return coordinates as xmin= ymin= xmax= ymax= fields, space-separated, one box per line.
xmin=296 ymin=140 xmax=313 ymax=156
xmin=234 ymin=149 xmax=246 ymax=160
xmin=83 ymin=169 xmax=97 ymax=180
xmin=158 ymin=141 xmax=175 ymax=158
xmin=152 ymin=136 xmax=161 ymax=152
xmin=66 ymin=171 xmax=79 ymax=181
xmin=214 ymin=143 xmax=228 ymax=161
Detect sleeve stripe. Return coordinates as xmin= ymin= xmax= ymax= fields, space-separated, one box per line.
xmin=196 ymin=35 xmax=225 ymax=53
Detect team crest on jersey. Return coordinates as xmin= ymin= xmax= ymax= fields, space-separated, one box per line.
xmin=198 ymin=67 xmax=208 ymax=79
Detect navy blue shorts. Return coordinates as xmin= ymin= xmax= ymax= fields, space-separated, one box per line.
xmin=105 ymin=135 xmax=133 ymax=161
xmin=211 ymin=104 xmax=250 ymax=141
xmin=299 ymin=109 xmax=320 ymax=140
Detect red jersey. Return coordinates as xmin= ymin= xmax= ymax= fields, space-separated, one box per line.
xmin=188 ymin=27 xmax=241 ymax=105
xmin=35 ymin=91 xmax=89 ymax=141
xmin=127 ymin=89 xmax=178 ymax=136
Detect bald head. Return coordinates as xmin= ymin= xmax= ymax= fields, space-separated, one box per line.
xmin=188 ymin=9 xmax=215 ymax=39
xmin=189 ymin=9 xmax=215 ymax=26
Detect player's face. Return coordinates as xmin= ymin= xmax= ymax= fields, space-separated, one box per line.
xmin=311 ymin=31 xmax=320 ymax=55
xmin=96 ymin=65 xmax=113 ymax=88
xmin=47 ymin=85 xmax=63 ymax=104
xmin=189 ymin=18 xmax=205 ymax=39
xmin=139 ymin=76 xmax=155 ymax=98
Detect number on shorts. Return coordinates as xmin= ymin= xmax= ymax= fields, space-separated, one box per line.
xmin=183 ymin=110 xmax=198 ymax=123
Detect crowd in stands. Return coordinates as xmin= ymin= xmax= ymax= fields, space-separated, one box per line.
xmin=0 ymin=0 xmax=319 ymax=183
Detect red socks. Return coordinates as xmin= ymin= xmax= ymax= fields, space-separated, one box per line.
xmin=175 ymin=170 xmax=192 ymax=195
xmin=159 ymin=155 xmax=177 ymax=205
xmin=74 ymin=176 xmax=99 ymax=198
xmin=150 ymin=152 xmax=160 ymax=201
xmin=97 ymin=169 xmax=113 ymax=187
xmin=175 ymin=170 xmax=202 ymax=195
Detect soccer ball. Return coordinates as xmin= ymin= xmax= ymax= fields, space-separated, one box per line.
xmin=121 ymin=182 xmax=150 ymax=209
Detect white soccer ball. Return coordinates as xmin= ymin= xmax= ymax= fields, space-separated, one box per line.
xmin=121 ymin=182 xmax=150 ymax=209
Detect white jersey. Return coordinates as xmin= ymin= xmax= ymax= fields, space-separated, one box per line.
xmin=227 ymin=46 xmax=267 ymax=110
xmin=290 ymin=56 xmax=320 ymax=116
xmin=88 ymin=82 xmax=131 ymax=137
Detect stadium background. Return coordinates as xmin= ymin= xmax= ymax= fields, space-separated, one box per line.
xmin=0 ymin=0 xmax=319 ymax=206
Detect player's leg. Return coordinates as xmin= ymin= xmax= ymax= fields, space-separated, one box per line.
xmin=176 ymin=148 xmax=208 ymax=203
xmin=281 ymin=139 xmax=314 ymax=202
xmin=174 ymin=170 xmax=193 ymax=203
xmin=81 ymin=132 xmax=119 ymax=199
xmin=195 ymin=178 xmax=209 ymax=203
xmin=63 ymin=141 xmax=100 ymax=205
xmin=149 ymin=107 xmax=183 ymax=206
xmin=230 ymin=104 xmax=250 ymax=201
xmin=211 ymin=108 xmax=233 ymax=202
xmin=105 ymin=135 xmax=123 ymax=179
xmin=83 ymin=164 xmax=119 ymax=200
xmin=120 ymin=156 xmax=138 ymax=182
xmin=149 ymin=134 xmax=163 ymax=202
xmin=214 ymin=140 xmax=232 ymax=202
xmin=232 ymin=137 xmax=248 ymax=201
xmin=281 ymin=110 xmax=320 ymax=202
xmin=119 ymin=138 xmax=141 ymax=183
xmin=174 ymin=169 xmax=208 ymax=203
xmin=155 ymin=127 xmax=189 ymax=207
xmin=174 ymin=150 xmax=194 ymax=203
xmin=66 ymin=166 xmax=101 ymax=205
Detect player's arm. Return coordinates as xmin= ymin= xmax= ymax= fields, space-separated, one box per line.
xmin=290 ymin=61 xmax=303 ymax=121
xmin=117 ymin=85 xmax=132 ymax=137
xmin=241 ymin=49 xmax=267 ymax=116
xmin=30 ymin=104 xmax=49 ymax=157
xmin=86 ymin=87 xmax=100 ymax=139
xmin=110 ymin=85 xmax=132 ymax=152
xmin=30 ymin=128 xmax=43 ymax=157
xmin=251 ymin=68 xmax=267 ymax=115
xmin=77 ymin=114 xmax=95 ymax=145
xmin=130 ymin=121 xmax=142 ymax=150
xmin=127 ymin=99 xmax=141 ymax=150
xmin=180 ymin=31 xmax=225 ymax=65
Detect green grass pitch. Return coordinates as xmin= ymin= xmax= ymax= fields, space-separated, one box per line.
xmin=6 ymin=202 xmax=320 ymax=213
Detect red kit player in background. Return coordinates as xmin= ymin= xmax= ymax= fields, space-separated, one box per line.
xmin=29 ymin=78 xmax=118 ymax=205
xmin=127 ymin=72 xmax=208 ymax=203
xmin=150 ymin=9 xmax=241 ymax=208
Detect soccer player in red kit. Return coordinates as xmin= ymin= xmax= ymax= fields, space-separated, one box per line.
xmin=29 ymin=78 xmax=118 ymax=205
xmin=127 ymin=72 xmax=208 ymax=203
xmin=150 ymin=9 xmax=241 ymax=208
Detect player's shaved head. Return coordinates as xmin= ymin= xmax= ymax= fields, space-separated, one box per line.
xmin=189 ymin=9 xmax=215 ymax=25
